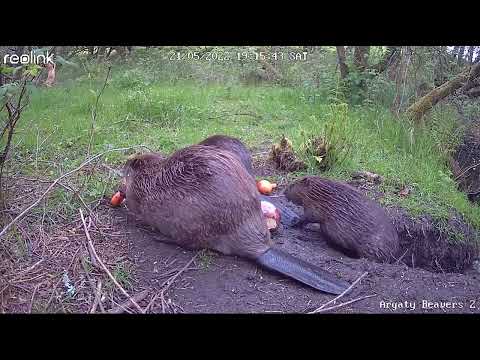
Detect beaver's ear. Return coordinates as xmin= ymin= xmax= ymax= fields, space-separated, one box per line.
xmin=125 ymin=153 xmax=145 ymax=170
xmin=301 ymin=176 xmax=311 ymax=186
xmin=126 ymin=153 xmax=140 ymax=161
xmin=125 ymin=157 xmax=141 ymax=170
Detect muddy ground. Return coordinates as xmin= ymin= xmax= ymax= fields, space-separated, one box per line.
xmin=2 ymin=153 xmax=480 ymax=314
xmin=113 ymin=179 xmax=480 ymax=314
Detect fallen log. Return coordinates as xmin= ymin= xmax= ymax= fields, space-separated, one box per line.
xmin=406 ymin=62 xmax=480 ymax=122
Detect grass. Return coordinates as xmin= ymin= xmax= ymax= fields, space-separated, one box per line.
xmin=198 ymin=249 xmax=216 ymax=270
xmin=7 ymin=227 xmax=29 ymax=259
xmin=106 ymin=262 xmax=135 ymax=291
xmin=9 ymin=59 xmax=480 ymax=236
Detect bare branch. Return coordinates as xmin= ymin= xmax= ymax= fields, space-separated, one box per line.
xmin=310 ymin=294 xmax=377 ymax=314
xmin=0 ymin=145 xmax=148 ymax=239
xmin=87 ymin=66 xmax=112 ymax=158
xmin=107 ymin=290 xmax=149 ymax=314
xmin=336 ymin=46 xmax=349 ymax=79
xmin=308 ymin=271 xmax=369 ymax=314
xmin=79 ymin=209 xmax=144 ymax=314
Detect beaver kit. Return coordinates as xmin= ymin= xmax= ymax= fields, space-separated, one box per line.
xmin=285 ymin=176 xmax=400 ymax=263
xmin=121 ymin=145 xmax=350 ymax=295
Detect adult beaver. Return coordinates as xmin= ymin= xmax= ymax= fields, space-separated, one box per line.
xmin=285 ymin=176 xmax=400 ymax=263
xmin=122 ymin=146 xmax=350 ymax=294
xmin=198 ymin=135 xmax=254 ymax=175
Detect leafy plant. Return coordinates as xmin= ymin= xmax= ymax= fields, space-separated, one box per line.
xmin=300 ymin=103 xmax=353 ymax=171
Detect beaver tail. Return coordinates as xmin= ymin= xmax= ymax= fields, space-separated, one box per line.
xmin=256 ymin=248 xmax=350 ymax=295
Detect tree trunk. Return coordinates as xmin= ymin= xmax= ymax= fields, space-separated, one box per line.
xmin=453 ymin=46 xmax=460 ymax=58
xmin=115 ymin=46 xmax=126 ymax=58
xmin=353 ymin=46 xmax=370 ymax=71
xmin=457 ymin=46 xmax=465 ymax=66
xmin=467 ymin=46 xmax=475 ymax=64
xmin=96 ymin=46 xmax=107 ymax=61
xmin=406 ymin=62 xmax=480 ymax=122
xmin=434 ymin=46 xmax=448 ymax=86
xmin=371 ymin=46 xmax=398 ymax=73
xmin=97 ymin=46 xmax=115 ymax=62
xmin=474 ymin=48 xmax=480 ymax=63
xmin=336 ymin=46 xmax=349 ymax=79
xmin=15 ymin=46 xmax=25 ymax=56
xmin=461 ymin=62 xmax=480 ymax=92
xmin=391 ymin=47 xmax=411 ymax=115
xmin=44 ymin=63 xmax=56 ymax=87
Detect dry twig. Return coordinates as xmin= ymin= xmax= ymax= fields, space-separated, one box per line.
xmin=158 ymin=254 xmax=198 ymax=294
xmin=454 ymin=161 xmax=480 ymax=182
xmin=143 ymin=254 xmax=198 ymax=314
xmin=308 ymin=271 xmax=369 ymax=314
xmin=90 ymin=280 xmax=103 ymax=314
xmin=79 ymin=209 xmax=144 ymax=313
xmin=81 ymin=257 xmax=105 ymax=313
xmin=107 ymin=290 xmax=149 ymax=314
xmin=28 ymin=284 xmax=39 ymax=313
xmin=311 ymin=294 xmax=377 ymax=313
xmin=87 ymin=66 xmax=111 ymax=158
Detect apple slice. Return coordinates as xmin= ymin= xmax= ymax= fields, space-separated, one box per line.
xmin=110 ymin=191 xmax=125 ymax=207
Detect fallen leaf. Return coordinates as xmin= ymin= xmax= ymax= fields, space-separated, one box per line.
xmin=399 ymin=187 xmax=410 ymax=197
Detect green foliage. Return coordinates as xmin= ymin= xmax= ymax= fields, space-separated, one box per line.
xmin=462 ymin=100 xmax=480 ymax=122
xmin=23 ymin=64 xmax=42 ymax=77
xmin=198 ymin=249 xmax=216 ymax=270
xmin=343 ymin=70 xmax=373 ymax=105
xmin=113 ymin=68 xmax=150 ymax=89
xmin=299 ymin=103 xmax=353 ymax=171
xmin=55 ymin=55 xmax=79 ymax=68
xmin=0 ymin=65 xmax=15 ymax=75
xmin=6 ymin=46 xmax=480 ymax=238
xmin=0 ymin=82 xmax=18 ymax=99
xmin=364 ymin=73 xmax=397 ymax=108
xmin=31 ymin=47 xmax=50 ymax=55
xmin=426 ymin=104 xmax=465 ymax=157
xmin=107 ymin=262 xmax=135 ymax=290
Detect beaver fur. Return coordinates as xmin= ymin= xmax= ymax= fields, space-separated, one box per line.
xmin=198 ymin=135 xmax=254 ymax=175
xmin=198 ymin=135 xmax=301 ymax=226
xmin=117 ymin=151 xmax=166 ymax=196
xmin=123 ymin=146 xmax=270 ymax=259
xmin=285 ymin=176 xmax=400 ymax=263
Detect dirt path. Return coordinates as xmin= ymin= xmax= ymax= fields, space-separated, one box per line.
xmin=114 ymin=194 xmax=480 ymax=314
